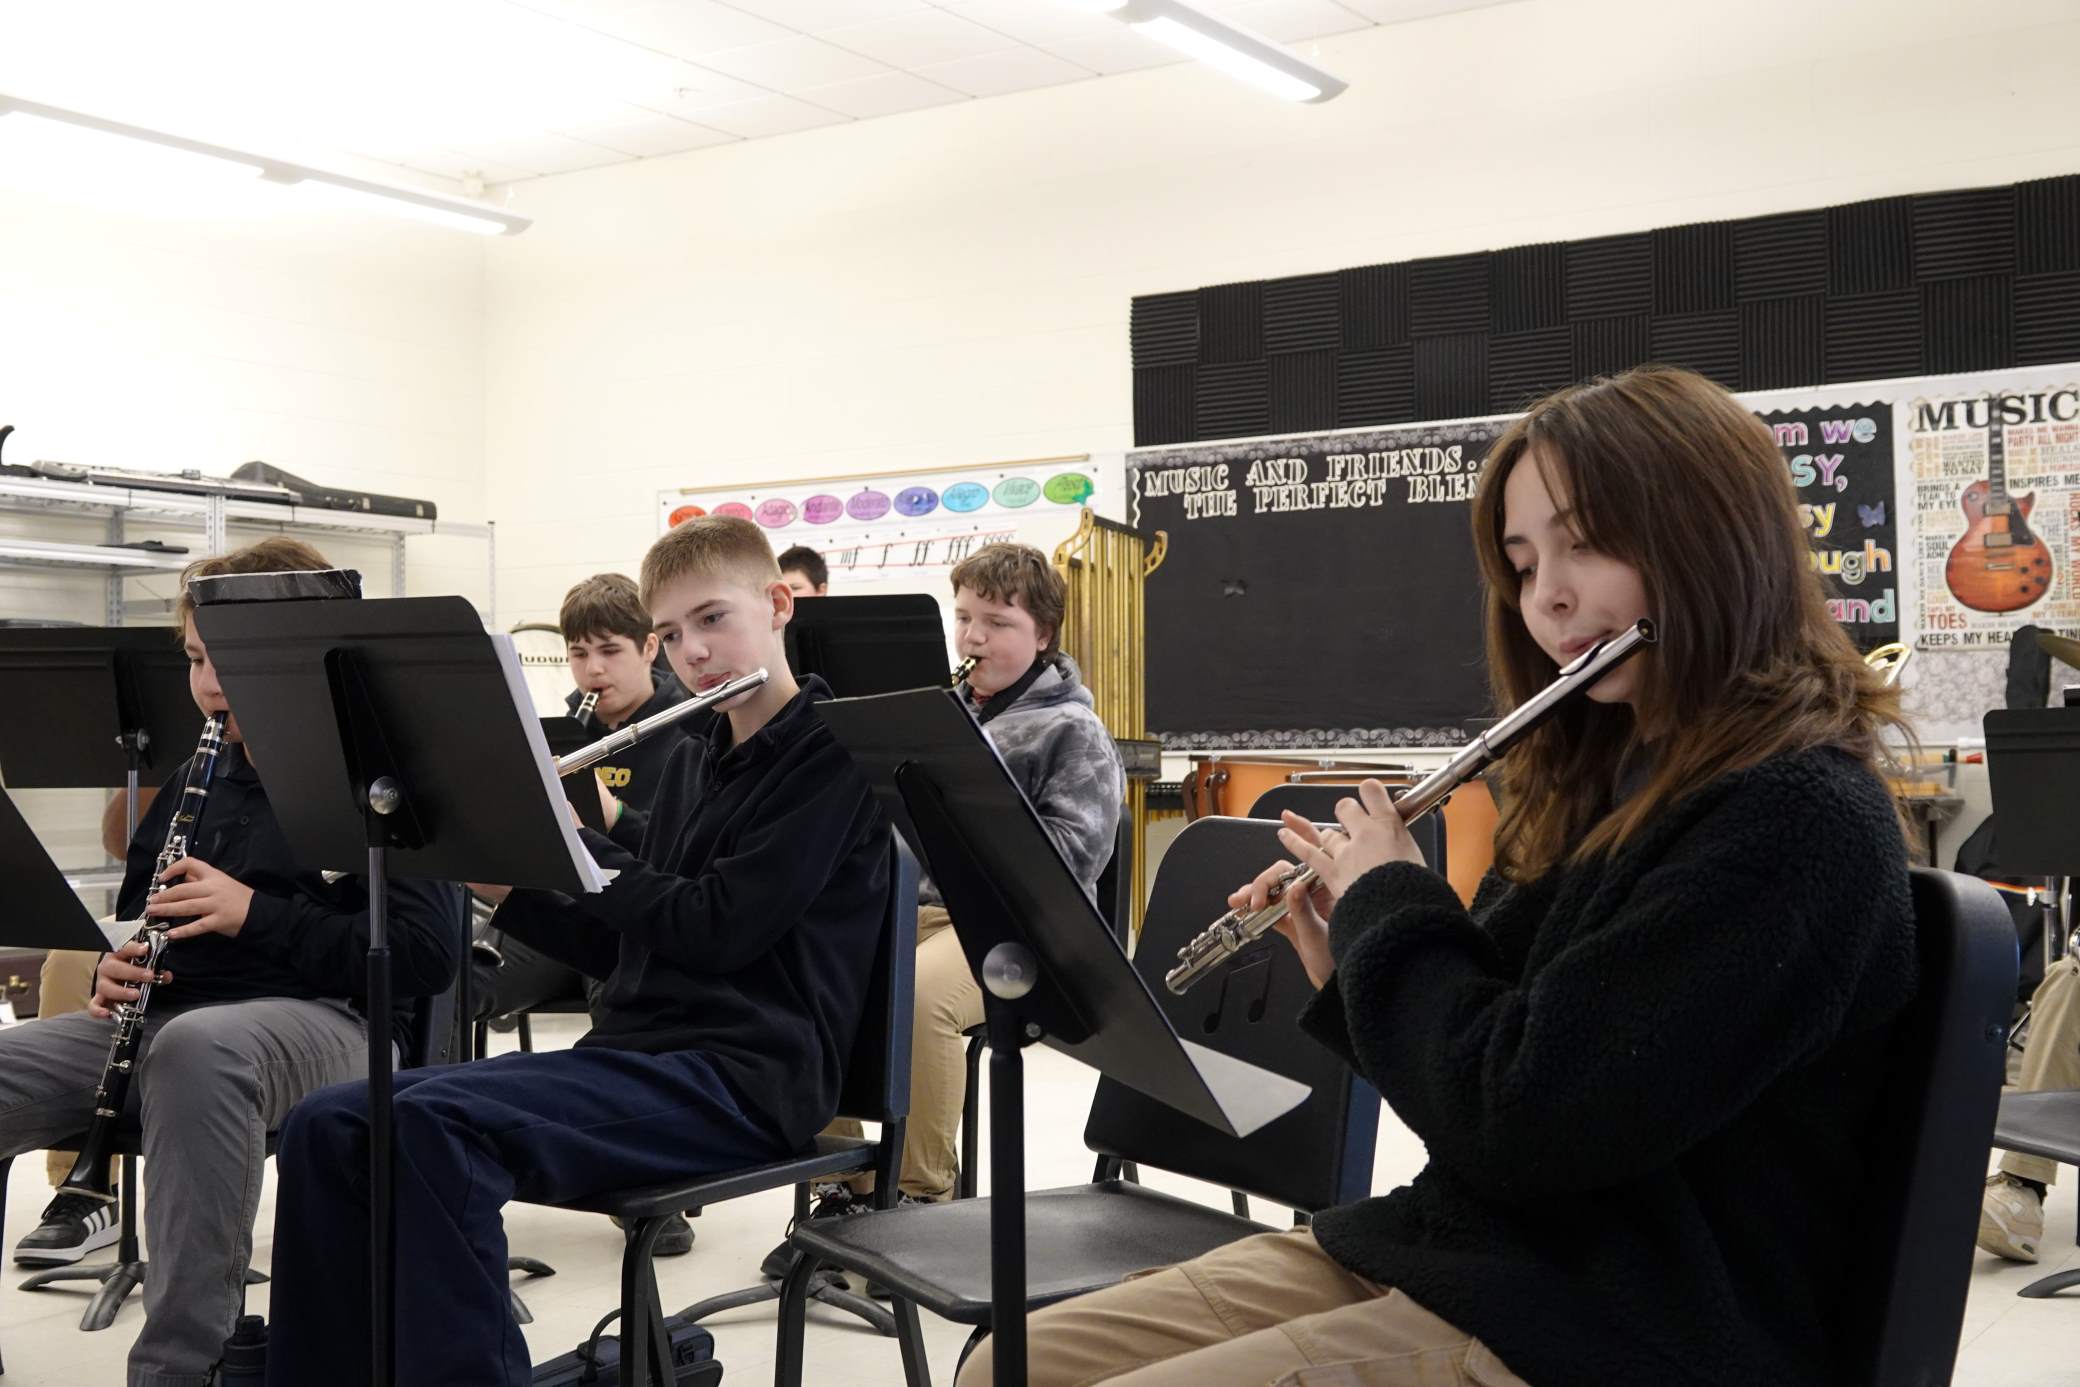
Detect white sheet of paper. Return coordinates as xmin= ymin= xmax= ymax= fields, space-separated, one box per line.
xmin=489 ymin=634 xmax=610 ymax=895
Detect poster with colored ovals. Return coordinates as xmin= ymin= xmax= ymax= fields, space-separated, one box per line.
xmin=656 ymin=458 xmax=1120 ymax=622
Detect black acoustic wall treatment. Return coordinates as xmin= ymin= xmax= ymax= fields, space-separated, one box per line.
xmin=1131 ymin=174 xmax=2080 ymax=446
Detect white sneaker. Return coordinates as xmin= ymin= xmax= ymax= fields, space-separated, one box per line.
xmin=13 ymin=1192 xmax=120 ymax=1267
xmin=1978 ymin=1173 xmax=2044 ymax=1263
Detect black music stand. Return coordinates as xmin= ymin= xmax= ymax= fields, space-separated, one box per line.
xmin=1985 ymin=708 xmax=2080 ymax=962
xmin=0 ymin=626 xmax=199 ymax=844
xmin=787 ymin=594 xmax=955 ymax=694
xmin=193 ymin=594 xmax=605 ymax=1387
xmin=818 ymin=688 xmax=1308 ymax=1387
xmin=0 ymin=787 xmax=127 ymax=952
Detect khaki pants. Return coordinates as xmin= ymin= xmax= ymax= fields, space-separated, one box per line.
xmin=37 ymin=947 xmax=111 ymax=1188
xmin=2005 ymin=954 xmax=2080 ymax=1186
xmin=829 ymin=904 xmax=980 ymax=1201
xmin=955 ymin=1227 xmax=1530 ymax=1387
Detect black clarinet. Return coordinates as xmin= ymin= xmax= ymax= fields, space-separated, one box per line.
xmin=55 ymin=713 xmax=228 ymax=1202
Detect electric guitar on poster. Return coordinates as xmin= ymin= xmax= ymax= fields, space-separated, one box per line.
xmin=1945 ymin=412 xmax=2053 ymax=614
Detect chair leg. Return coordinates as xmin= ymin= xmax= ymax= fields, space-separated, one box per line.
xmin=773 ymin=1249 xmax=822 ymax=1387
xmin=959 ymin=1035 xmax=984 ymax=1200
xmin=80 ymin=1262 xmax=143 ymax=1332
xmin=955 ymin=1326 xmax=990 ymax=1380
xmin=679 ymin=1281 xmax=781 ymax=1324
xmin=2019 ymin=1268 xmax=2080 ymax=1298
xmin=621 ymin=1215 xmax=672 ymax=1387
xmin=518 ymin=1013 xmax=534 ymax=1054
xmin=1231 ymin=1191 xmax=1250 ymax=1219
xmin=0 ymin=1152 xmax=8 ymax=1376
xmin=808 ymin=1280 xmax=898 ymax=1336
xmin=891 ymin=1295 xmax=933 ymax=1387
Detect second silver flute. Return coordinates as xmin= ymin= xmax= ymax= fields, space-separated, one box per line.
xmin=556 ymin=668 xmax=770 ymax=777
xmin=1164 ymin=620 xmax=1657 ymax=995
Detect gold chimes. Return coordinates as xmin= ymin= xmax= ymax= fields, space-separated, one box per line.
xmin=1053 ymin=508 xmax=1167 ymax=938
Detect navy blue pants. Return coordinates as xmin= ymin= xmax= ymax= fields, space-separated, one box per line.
xmin=265 ymin=1047 xmax=789 ymax=1387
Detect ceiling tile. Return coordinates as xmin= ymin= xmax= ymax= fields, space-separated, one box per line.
xmin=932 ymin=0 xmax=1123 ymax=48
xmin=456 ymin=130 xmax=631 ymax=175
xmin=1329 ymin=0 xmax=1514 ymax=25
xmin=1040 ymin=28 xmax=1180 ymax=74
xmin=793 ymin=70 xmax=969 ymax=117
xmin=719 ymin=0 xmax=930 ymax=33
xmin=696 ymin=34 xmax=895 ymax=88
xmin=581 ymin=0 xmax=799 ymax=56
xmin=692 ymin=94 xmax=854 ymax=137
xmin=556 ymin=113 xmax=740 ymax=155
xmin=349 ymin=145 xmax=539 ymax=187
xmin=910 ymin=46 xmax=1090 ymax=96
xmin=818 ymin=10 xmax=1019 ymax=66
xmin=1218 ymin=0 xmax=1370 ymax=42
xmin=654 ymin=62 xmax=777 ymax=111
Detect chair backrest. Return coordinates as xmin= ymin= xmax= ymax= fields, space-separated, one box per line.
xmin=1082 ymin=817 xmax=1379 ymax=1213
xmin=834 ymin=834 xmax=921 ymax=1125
xmin=1092 ymin=814 xmax=1132 ymax=948
xmin=409 ymin=881 xmax=472 ymax=1069
xmin=1845 ymin=867 xmax=2017 ymax=1386
xmin=1247 ymin=783 xmax=1445 ymax=876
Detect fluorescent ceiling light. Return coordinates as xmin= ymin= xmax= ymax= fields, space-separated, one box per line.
xmin=1068 ymin=0 xmax=1346 ymax=102
xmin=0 ymin=92 xmax=530 ymax=235
xmin=0 ymin=108 xmax=270 ymax=184
xmin=284 ymin=176 xmax=516 ymax=236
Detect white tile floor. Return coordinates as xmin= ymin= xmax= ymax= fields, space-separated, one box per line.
xmin=3 ymin=1013 xmax=2078 ymax=1385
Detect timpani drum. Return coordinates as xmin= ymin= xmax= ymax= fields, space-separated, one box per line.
xmin=1181 ymin=754 xmax=1497 ymax=906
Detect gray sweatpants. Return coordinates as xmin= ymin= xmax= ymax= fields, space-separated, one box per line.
xmin=0 ymin=999 xmax=373 ymax=1387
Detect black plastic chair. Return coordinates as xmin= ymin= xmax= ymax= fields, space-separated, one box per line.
xmin=522 ymin=836 xmax=921 ymax=1387
xmin=955 ymin=819 xmax=1131 ymax=1200
xmin=1842 ymin=868 xmax=2017 ymax=1383
xmin=776 ymin=817 xmax=1379 ymax=1387
xmin=0 ymin=884 xmax=469 ymax=1334
xmin=1989 ymin=1090 xmax=2080 ymax=1297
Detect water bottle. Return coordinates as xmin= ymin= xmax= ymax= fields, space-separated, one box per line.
xmin=216 ymin=1314 xmax=267 ymax=1385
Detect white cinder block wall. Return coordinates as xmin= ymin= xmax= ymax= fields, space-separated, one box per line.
xmin=5 ymin=0 xmax=2080 ymax=865
xmin=479 ymin=0 xmax=2080 ymax=625
xmin=0 ymin=184 xmax=488 ymax=861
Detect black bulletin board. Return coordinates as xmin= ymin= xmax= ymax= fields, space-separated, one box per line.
xmin=1132 ymin=422 xmax=1501 ymax=749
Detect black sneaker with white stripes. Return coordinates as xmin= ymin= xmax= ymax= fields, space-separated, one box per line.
xmin=13 ymin=1191 xmax=120 ymax=1267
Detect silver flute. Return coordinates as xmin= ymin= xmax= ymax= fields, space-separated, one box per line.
xmin=556 ymin=668 xmax=769 ymax=777
xmin=1164 ymin=620 xmax=1657 ymax=995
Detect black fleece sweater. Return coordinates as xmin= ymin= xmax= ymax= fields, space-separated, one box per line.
xmin=117 ymin=744 xmax=462 ymax=1060
xmin=491 ymin=677 xmax=889 ymax=1149
xmin=1300 ymin=745 xmax=1917 ymax=1387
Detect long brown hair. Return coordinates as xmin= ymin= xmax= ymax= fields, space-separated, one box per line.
xmin=1470 ymin=365 xmax=1911 ymax=880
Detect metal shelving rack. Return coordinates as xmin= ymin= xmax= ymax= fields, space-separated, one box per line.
xmin=0 ymin=472 xmax=496 ymax=625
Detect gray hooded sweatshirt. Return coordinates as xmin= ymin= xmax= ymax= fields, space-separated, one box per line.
xmin=920 ymin=652 xmax=1125 ymax=907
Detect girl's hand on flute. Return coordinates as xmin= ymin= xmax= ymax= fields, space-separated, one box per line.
xmin=1229 ymin=832 xmax=1337 ymax=990
xmin=1280 ymin=779 xmax=1423 ymax=897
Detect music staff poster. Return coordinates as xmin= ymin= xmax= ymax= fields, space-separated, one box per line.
xmin=1910 ymin=382 xmax=2080 ymax=652
xmin=657 ymin=457 xmax=1111 ymax=589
